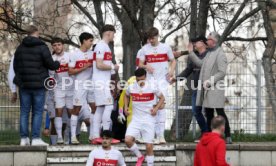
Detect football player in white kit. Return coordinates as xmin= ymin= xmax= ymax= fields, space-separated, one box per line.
xmin=68 ymin=32 xmax=96 ymax=144
xmin=139 ymin=27 xmax=176 ymax=144
xmin=92 ymin=25 xmax=119 ymax=144
xmin=124 ymin=68 xmax=165 ymax=166
xmin=50 ymin=38 xmax=74 ymax=144
xmin=86 ymin=130 xmax=126 ymax=166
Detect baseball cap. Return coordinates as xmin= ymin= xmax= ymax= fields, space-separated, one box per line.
xmin=191 ymin=35 xmax=208 ymax=45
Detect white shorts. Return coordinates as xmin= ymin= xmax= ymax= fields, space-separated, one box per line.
xmin=94 ymin=85 xmax=113 ymax=106
xmin=45 ymin=90 xmax=55 ymax=119
xmin=125 ymin=120 xmax=155 ymax=144
xmin=73 ymin=87 xmax=95 ymax=106
xmin=54 ymin=89 xmax=73 ymax=109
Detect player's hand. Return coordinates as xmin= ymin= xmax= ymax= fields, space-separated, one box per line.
xmin=118 ymin=109 xmax=126 ymax=124
xmin=151 ymin=108 xmax=158 ymax=116
xmin=170 ymin=77 xmax=177 ymax=85
xmin=124 ymin=108 xmax=130 ymax=116
xmin=203 ymin=80 xmax=211 ymax=90
xmin=114 ymin=64 xmax=120 ymax=71
xmin=43 ymin=129 xmax=50 ymax=137
xmin=188 ymin=42 xmax=194 ymax=53
xmin=11 ymin=92 xmax=17 ymax=103
xmin=173 ymin=51 xmax=181 ymax=58
xmin=145 ymin=64 xmax=154 ymax=73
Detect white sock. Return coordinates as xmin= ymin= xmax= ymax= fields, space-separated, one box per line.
xmin=146 ymin=156 xmax=154 ymax=166
xmin=70 ymin=115 xmax=78 ymax=138
xmin=158 ymin=109 xmax=166 ymax=138
xmin=102 ymin=105 xmax=113 ymax=130
xmin=89 ymin=114 xmax=94 ymax=140
xmin=129 ymin=143 xmax=142 ymax=158
xmin=93 ymin=107 xmax=104 ymax=138
xmin=54 ymin=117 xmax=63 ymax=138
xmin=50 ymin=135 xmax=57 ymax=145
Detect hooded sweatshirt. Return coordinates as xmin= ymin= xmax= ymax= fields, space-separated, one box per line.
xmin=13 ymin=36 xmax=60 ymax=89
xmin=194 ymin=132 xmax=229 ymax=166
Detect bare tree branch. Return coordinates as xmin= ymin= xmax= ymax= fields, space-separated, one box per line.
xmin=155 ymin=0 xmax=171 ymax=18
xmin=71 ymin=0 xmax=100 ymax=31
xmin=225 ymin=37 xmax=267 ymax=41
xmin=93 ymin=0 xmax=104 ymax=30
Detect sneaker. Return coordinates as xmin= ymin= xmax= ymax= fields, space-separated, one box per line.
xmin=153 ymin=138 xmax=160 ymax=145
xmin=136 ymin=155 xmax=145 ymax=166
xmin=90 ymin=138 xmax=100 ymax=145
xmin=95 ymin=137 xmax=103 ymax=144
xmin=71 ymin=137 xmax=80 ymax=145
xmin=57 ymin=137 xmax=64 ymax=144
xmin=31 ymin=138 xmax=49 ymax=146
xmin=111 ymin=138 xmax=120 ymax=144
xmin=159 ymin=137 xmax=166 ymax=144
xmin=20 ymin=137 xmax=30 ymax=146
xmin=226 ymin=137 xmax=232 ymax=144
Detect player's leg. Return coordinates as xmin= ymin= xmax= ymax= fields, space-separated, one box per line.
xmin=157 ymin=103 xmax=166 ymax=144
xmin=79 ymin=104 xmax=91 ymax=142
xmin=87 ymin=90 xmax=96 ymax=141
xmin=92 ymin=106 xmax=104 ymax=143
xmin=143 ymin=121 xmax=155 ymax=166
xmin=71 ymin=89 xmax=85 ymax=144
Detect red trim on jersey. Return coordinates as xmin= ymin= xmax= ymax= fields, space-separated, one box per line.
xmin=56 ymin=64 xmax=69 ymax=73
xmin=93 ymin=52 xmax=96 ymax=60
xmin=145 ymin=54 xmax=168 ymax=63
xmin=74 ymin=59 xmax=93 ymax=69
xmin=103 ymin=52 xmax=112 ymax=61
xmin=136 ymin=58 xmax=147 ymax=67
xmin=131 ymin=93 xmax=154 ymax=102
xmin=93 ymin=158 xmax=118 ymax=166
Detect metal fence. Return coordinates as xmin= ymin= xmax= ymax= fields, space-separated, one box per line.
xmin=0 ymin=58 xmax=276 ymax=144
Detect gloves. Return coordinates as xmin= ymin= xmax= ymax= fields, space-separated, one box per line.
xmin=117 ymin=108 xmax=126 ymax=124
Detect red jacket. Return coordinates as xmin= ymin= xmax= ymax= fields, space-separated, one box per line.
xmin=194 ymin=132 xmax=229 ymax=166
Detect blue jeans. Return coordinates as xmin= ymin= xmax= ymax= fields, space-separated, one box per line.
xmin=19 ymin=88 xmax=46 ymax=139
xmin=192 ymin=91 xmax=207 ymax=133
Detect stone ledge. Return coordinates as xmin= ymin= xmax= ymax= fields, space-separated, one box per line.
xmin=0 ymin=145 xmax=47 ymax=152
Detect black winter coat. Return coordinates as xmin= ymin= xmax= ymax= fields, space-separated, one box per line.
xmin=13 ymin=36 xmax=60 ymax=89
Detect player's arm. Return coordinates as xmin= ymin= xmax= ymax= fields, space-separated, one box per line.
xmin=124 ymin=92 xmax=130 ymax=116
xmin=138 ymin=49 xmax=154 ymax=73
xmin=118 ymin=151 xmax=127 ymax=166
xmin=151 ymin=92 xmax=165 ymax=116
xmin=167 ymin=45 xmax=176 ymax=77
xmin=85 ymin=151 xmax=95 ymax=166
xmin=68 ymin=65 xmax=90 ymax=75
xmin=96 ymin=58 xmax=114 ymax=71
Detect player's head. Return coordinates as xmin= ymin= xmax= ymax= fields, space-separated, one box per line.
xmin=191 ymin=35 xmax=207 ymax=51
xmin=51 ymin=38 xmax=64 ymax=55
xmin=207 ymin=31 xmax=220 ymax=48
xmin=26 ymin=25 xmax=39 ymax=37
xmin=79 ymin=32 xmax=94 ymax=49
xmin=101 ymin=130 xmax=113 ymax=148
xmin=135 ymin=68 xmax=147 ymax=86
xmin=147 ymin=27 xmax=159 ymax=46
xmin=211 ymin=115 xmax=225 ymax=135
xmin=101 ymin=24 xmax=116 ymax=42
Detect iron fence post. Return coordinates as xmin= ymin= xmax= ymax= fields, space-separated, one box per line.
xmin=175 ymin=60 xmax=179 ymax=140
xmin=256 ymin=60 xmax=262 ymax=135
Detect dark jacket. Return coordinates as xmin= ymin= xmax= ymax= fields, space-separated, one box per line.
xmin=13 ymin=36 xmax=60 ymax=89
xmin=194 ymin=132 xmax=229 ymax=166
xmin=177 ymin=51 xmax=207 ymax=88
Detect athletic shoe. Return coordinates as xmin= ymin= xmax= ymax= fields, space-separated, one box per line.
xmin=226 ymin=137 xmax=232 ymax=144
xmin=57 ymin=137 xmax=64 ymax=144
xmin=31 ymin=138 xmax=49 ymax=146
xmin=90 ymin=138 xmax=100 ymax=145
xmin=159 ymin=137 xmax=166 ymax=144
xmin=111 ymin=138 xmax=120 ymax=144
xmin=153 ymin=138 xmax=160 ymax=145
xmin=136 ymin=155 xmax=145 ymax=166
xmin=71 ymin=137 xmax=80 ymax=145
xmin=20 ymin=137 xmax=30 ymax=146
xmin=95 ymin=137 xmax=103 ymax=144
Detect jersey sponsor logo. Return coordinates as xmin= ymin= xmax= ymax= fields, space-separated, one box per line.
xmin=103 ymin=52 xmax=112 ymax=61
xmin=56 ymin=63 xmax=69 ymax=73
xmin=93 ymin=158 xmax=118 ymax=166
xmin=131 ymin=93 xmax=154 ymax=102
xmin=145 ymin=54 xmax=168 ymax=63
xmin=75 ymin=59 xmax=93 ymax=69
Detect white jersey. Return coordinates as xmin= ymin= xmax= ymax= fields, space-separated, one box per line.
xmin=92 ymin=40 xmax=113 ymax=82
xmin=69 ymin=49 xmax=93 ymax=82
xmin=126 ymin=81 xmax=162 ymax=122
xmin=86 ymin=147 xmax=126 ymax=166
xmin=140 ymin=42 xmax=174 ymax=81
xmin=52 ymin=52 xmax=73 ymax=90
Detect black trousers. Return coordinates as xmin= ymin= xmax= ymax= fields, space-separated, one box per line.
xmin=205 ymin=108 xmax=231 ymax=137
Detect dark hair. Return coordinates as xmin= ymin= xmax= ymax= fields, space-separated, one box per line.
xmin=101 ymin=24 xmax=116 ymax=35
xmin=79 ymin=32 xmax=94 ymax=44
xmin=51 ymin=38 xmax=64 ymax=45
xmin=147 ymin=27 xmax=159 ymax=38
xmin=101 ymin=130 xmax=113 ymax=138
xmin=26 ymin=25 xmax=38 ymax=35
xmin=141 ymin=32 xmax=148 ymax=46
xmin=135 ymin=68 xmax=147 ymax=77
xmin=211 ymin=116 xmax=225 ymax=130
